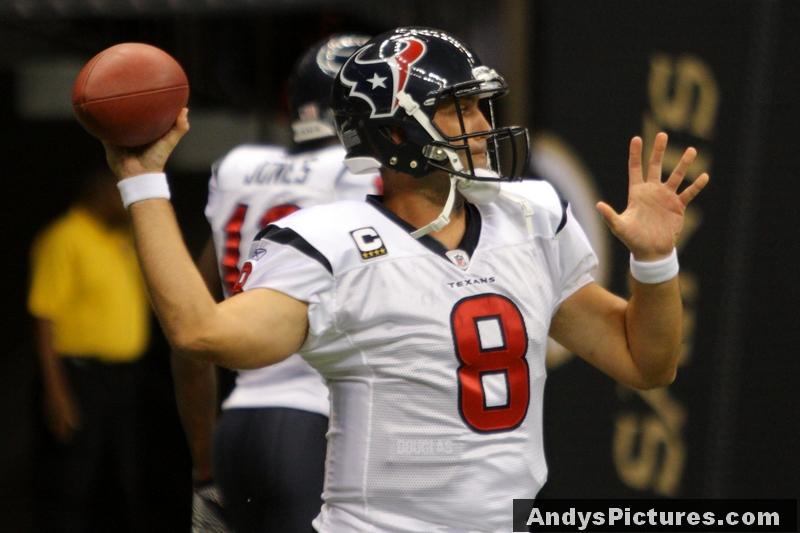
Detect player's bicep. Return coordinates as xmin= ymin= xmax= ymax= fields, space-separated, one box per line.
xmin=195 ymin=238 xmax=224 ymax=301
xmin=202 ymin=287 xmax=309 ymax=370
xmin=549 ymin=282 xmax=648 ymax=388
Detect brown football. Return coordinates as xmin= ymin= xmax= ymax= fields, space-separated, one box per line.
xmin=72 ymin=42 xmax=189 ymax=147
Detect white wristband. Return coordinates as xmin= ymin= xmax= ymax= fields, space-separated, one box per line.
xmin=629 ymin=248 xmax=679 ymax=284
xmin=117 ymin=172 xmax=170 ymax=208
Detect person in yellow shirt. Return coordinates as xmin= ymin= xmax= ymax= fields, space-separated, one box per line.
xmin=28 ymin=163 xmax=151 ymax=533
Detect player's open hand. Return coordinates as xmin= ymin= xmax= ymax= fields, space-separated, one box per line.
xmin=596 ymin=132 xmax=709 ymax=260
xmin=103 ymin=107 xmax=190 ymax=181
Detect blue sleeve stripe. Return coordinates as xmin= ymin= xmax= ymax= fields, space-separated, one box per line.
xmin=254 ymin=225 xmax=333 ymax=274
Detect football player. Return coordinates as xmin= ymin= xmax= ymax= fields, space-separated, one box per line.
xmin=171 ymin=34 xmax=375 ymax=533
xmin=102 ymin=27 xmax=708 ymax=532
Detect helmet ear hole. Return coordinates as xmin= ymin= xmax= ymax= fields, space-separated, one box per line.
xmin=380 ymin=126 xmax=406 ymax=145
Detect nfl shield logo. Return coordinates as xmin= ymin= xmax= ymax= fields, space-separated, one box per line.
xmin=445 ymin=249 xmax=470 ymax=270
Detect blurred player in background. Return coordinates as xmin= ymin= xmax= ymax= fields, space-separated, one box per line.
xmin=29 ymin=162 xmax=150 ymax=533
xmin=170 ymin=34 xmax=376 ymax=533
xmin=102 ymin=26 xmax=708 ymax=533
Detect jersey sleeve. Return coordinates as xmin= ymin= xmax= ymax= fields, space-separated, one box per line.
xmin=504 ymin=179 xmax=598 ymax=311
xmin=240 ymin=225 xmax=336 ymax=353
xmin=27 ymin=225 xmax=75 ymax=320
xmin=242 ymin=227 xmax=332 ymax=301
xmin=551 ymin=202 xmax=598 ymax=310
xmin=204 ymin=170 xmax=221 ymax=224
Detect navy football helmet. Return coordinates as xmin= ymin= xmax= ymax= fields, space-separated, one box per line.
xmin=331 ymin=27 xmax=529 ymax=181
xmin=288 ymin=34 xmax=370 ymax=144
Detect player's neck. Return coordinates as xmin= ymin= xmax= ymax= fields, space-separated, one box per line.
xmin=382 ymin=169 xmax=466 ymax=250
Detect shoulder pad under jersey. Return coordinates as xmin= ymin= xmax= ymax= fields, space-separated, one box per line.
xmin=252 ymin=200 xmax=408 ymax=276
xmin=501 ymin=179 xmax=570 ymax=235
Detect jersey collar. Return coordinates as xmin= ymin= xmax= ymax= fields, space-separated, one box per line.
xmin=365 ymin=195 xmax=482 ymax=261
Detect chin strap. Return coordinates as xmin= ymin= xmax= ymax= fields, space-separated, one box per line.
xmin=457 ymin=168 xmax=501 ymax=203
xmin=410 ymin=175 xmax=458 ymax=238
xmin=459 ymin=169 xmax=534 ymax=237
xmin=396 ymin=91 xmax=533 ymax=239
xmin=396 ymin=91 xmax=465 ymax=174
xmin=398 ymin=90 xmax=465 ymax=240
xmin=410 ymin=177 xmax=535 ymax=239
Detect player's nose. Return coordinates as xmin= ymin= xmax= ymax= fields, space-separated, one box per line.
xmin=471 ymin=106 xmax=491 ymax=133
xmin=467 ymin=113 xmax=490 ymax=151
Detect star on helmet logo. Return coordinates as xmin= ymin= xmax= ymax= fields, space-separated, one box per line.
xmin=367 ymin=73 xmax=387 ymax=89
xmin=340 ymin=37 xmax=427 ymax=118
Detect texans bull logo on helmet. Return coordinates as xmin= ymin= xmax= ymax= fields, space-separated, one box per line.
xmin=340 ymin=37 xmax=426 ymax=118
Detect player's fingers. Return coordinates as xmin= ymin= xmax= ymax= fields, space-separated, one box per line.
xmin=596 ymin=201 xmax=621 ymax=232
xmin=679 ymin=173 xmax=710 ymax=205
xmin=628 ymin=136 xmax=644 ymax=185
xmin=647 ymin=132 xmax=668 ymax=182
xmin=175 ymin=107 xmax=190 ymax=132
xmin=166 ymin=108 xmax=190 ymax=143
xmin=153 ymin=109 xmax=190 ymax=157
xmin=100 ymin=141 xmax=126 ymax=178
xmin=666 ymin=146 xmax=697 ymax=191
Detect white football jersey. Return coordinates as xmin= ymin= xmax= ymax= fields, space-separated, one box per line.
xmin=240 ymin=180 xmax=598 ymax=532
xmin=204 ymin=143 xmax=378 ymax=415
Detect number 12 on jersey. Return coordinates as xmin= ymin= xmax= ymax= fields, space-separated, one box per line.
xmin=222 ymin=202 xmax=300 ymax=293
xmin=450 ymin=294 xmax=530 ymax=433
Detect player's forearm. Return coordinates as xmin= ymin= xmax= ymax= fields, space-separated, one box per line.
xmin=125 ymin=200 xmax=304 ymax=368
xmin=624 ymin=276 xmax=682 ymax=388
xmin=127 ymin=199 xmax=221 ymax=355
xmin=170 ymin=352 xmax=218 ymax=481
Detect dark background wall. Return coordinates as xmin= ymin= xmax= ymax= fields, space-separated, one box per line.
xmin=532 ymin=0 xmax=799 ymax=501
xmin=0 ymin=1 xmax=797 ymax=531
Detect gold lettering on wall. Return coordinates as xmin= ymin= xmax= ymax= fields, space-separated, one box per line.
xmin=644 ymin=54 xmax=719 ymax=177
xmin=649 ymin=54 xmax=718 ymax=137
xmin=613 ymin=52 xmax=717 ymax=496
xmin=614 ymin=412 xmax=686 ymax=495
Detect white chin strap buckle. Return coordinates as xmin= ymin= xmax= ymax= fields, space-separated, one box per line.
xmin=398 ymin=90 xmax=504 ymax=239
xmin=456 ymin=168 xmax=502 ymax=204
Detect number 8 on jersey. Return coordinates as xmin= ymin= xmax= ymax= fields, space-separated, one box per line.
xmin=450 ymin=293 xmax=530 ymax=433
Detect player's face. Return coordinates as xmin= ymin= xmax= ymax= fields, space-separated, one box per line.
xmin=432 ymin=96 xmax=490 ymax=169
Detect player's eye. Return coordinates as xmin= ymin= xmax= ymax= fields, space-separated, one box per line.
xmin=458 ymin=97 xmax=479 ymax=115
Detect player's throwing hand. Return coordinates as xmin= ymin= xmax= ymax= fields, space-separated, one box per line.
xmin=102 ymin=108 xmax=190 ymax=181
